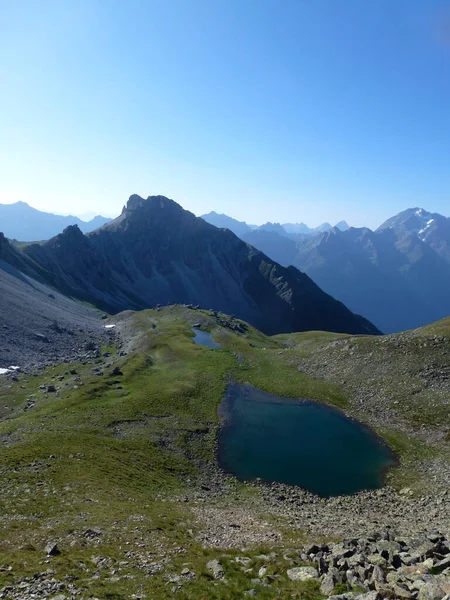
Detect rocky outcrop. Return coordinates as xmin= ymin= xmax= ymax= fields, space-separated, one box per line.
xmin=296 ymin=530 xmax=450 ymax=599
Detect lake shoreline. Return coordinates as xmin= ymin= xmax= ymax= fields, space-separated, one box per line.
xmin=215 ymin=382 xmax=399 ymax=498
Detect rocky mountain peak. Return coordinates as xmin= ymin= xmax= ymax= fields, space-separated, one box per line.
xmin=61 ymin=224 xmax=84 ymax=238
xmin=124 ymin=194 xmax=180 ymax=215
xmin=377 ymin=207 xmax=441 ymax=235
xmin=258 ymin=222 xmax=288 ymax=236
xmin=126 ymin=194 xmax=147 ymax=211
xmin=335 ymin=220 xmax=350 ymax=231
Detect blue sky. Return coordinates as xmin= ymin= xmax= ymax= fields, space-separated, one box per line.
xmin=1 ymin=0 xmax=450 ymax=228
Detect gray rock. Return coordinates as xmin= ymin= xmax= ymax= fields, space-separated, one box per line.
xmin=320 ymin=573 xmax=336 ymax=596
xmin=390 ymin=583 xmax=413 ymax=599
xmin=411 ymin=540 xmax=436 ymax=560
xmin=367 ymin=554 xmax=387 ymax=567
xmin=434 ymin=556 xmax=450 ymax=573
xmin=84 ymin=528 xmax=102 ymax=539
xmin=371 ymin=565 xmax=385 ymax=585
xmin=287 ymin=566 xmax=319 ymax=581
xmin=206 ymin=559 xmax=224 ymax=580
xmin=45 ymin=542 xmax=60 ymax=556
xmin=417 ymin=580 xmax=447 ymax=600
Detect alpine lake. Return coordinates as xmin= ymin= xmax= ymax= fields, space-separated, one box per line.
xmin=193 ymin=329 xmax=397 ymax=497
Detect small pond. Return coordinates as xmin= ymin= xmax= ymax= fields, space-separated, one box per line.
xmin=192 ymin=328 xmax=222 ymax=349
xmin=217 ymin=383 xmax=397 ymax=497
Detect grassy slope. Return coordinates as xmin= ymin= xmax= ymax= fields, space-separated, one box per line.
xmin=273 ymin=319 xmax=450 ymax=491
xmin=0 ymin=307 xmax=324 ymax=599
xmin=0 ymin=307 xmax=449 ymax=598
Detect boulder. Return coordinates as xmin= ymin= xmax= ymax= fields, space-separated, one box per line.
xmin=206 ymin=559 xmax=224 ymax=580
xmin=320 ymin=573 xmax=336 ymax=596
xmin=45 ymin=542 xmax=60 ymax=556
xmin=287 ymin=566 xmax=319 ymax=581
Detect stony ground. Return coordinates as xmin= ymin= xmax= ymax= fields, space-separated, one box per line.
xmin=0 ymin=260 xmax=111 ymax=369
xmin=0 ymin=305 xmax=449 ymax=599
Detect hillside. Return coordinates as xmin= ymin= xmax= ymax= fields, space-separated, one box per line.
xmin=0 ymin=201 xmax=111 ymax=241
xmin=292 ymin=210 xmax=450 ymax=332
xmin=0 ymin=306 xmax=448 ymax=599
xmin=0 ymin=195 xmax=379 ymax=336
xmin=238 ymin=207 xmax=450 ymax=333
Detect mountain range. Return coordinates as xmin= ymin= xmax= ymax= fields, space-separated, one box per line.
xmin=0 ymin=195 xmax=377 ymax=337
xmin=201 ymin=211 xmax=350 ymax=238
xmin=0 ymin=201 xmax=111 ymax=241
xmin=212 ymin=207 xmax=450 ymax=333
xmin=2 ymin=197 xmax=449 ymax=334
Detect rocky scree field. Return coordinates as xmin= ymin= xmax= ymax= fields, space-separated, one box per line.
xmin=0 ymin=305 xmax=449 ymax=599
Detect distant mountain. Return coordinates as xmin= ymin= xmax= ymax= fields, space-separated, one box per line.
xmin=233 ymin=207 xmax=450 ymax=333
xmin=289 ymin=208 xmax=450 ymax=333
xmin=335 ymin=220 xmax=350 ymax=231
xmin=0 ymin=201 xmax=112 ymax=241
xmin=0 ymin=195 xmax=379 ymax=336
xmin=257 ymin=222 xmax=289 ymax=236
xmin=282 ymin=222 xmax=312 ymax=235
xmin=314 ymin=222 xmax=333 ymax=233
xmin=202 ymin=211 xmax=351 ymax=239
xmin=283 ymin=221 xmax=349 ymax=236
xmin=241 ymin=229 xmax=297 ymax=267
xmin=200 ymin=211 xmax=252 ymax=236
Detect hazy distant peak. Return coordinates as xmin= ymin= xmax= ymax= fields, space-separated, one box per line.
xmin=200 ymin=211 xmax=251 ymax=236
xmin=335 ymin=220 xmax=350 ymax=231
xmin=314 ymin=222 xmax=332 ymax=233
xmin=282 ymin=222 xmax=311 ymax=235
xmin=376 ymin=207 xmax=444 ymax=234
xmin=0 ymin=201 xmax=112 ymax=241
xmin=258 ymin=222 xmax=288 ymax=236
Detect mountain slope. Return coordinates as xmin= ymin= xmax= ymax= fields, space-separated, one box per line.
xmin=0 ymin=201 xmax=111 ymax=241
xmin=240 ymin=229 xmax=297 ymax=266
xmin=1 ymin=195 xmax=379 ymax=336
xmin=200 ymin=211 xmax=252 ymax=236
xmin=291 ymin=210 xmax=450 ymax=332
xmin=0 ymin=305 xmax=448 ymax=599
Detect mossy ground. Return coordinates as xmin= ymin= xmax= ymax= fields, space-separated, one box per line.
xmin=0 ymin=306 xmax=448 ymax=597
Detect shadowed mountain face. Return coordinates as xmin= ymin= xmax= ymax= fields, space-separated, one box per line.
xmin=0 ymin=201 xmax=111 ymax=241
xmin=214 ymin=207 xmax=450 ymax=333
xmin=241 ymin=229 xmax=297 ymax=267
xmin=0 ymin=196 xmax=379 ymax=336
xmin=291 ymin=209 xmax=450 ymax=333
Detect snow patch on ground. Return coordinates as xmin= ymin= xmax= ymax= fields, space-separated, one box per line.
xmin=104 ymin=324 xmax=116 ymax=329
xmin=0 ymin=366 xmax=20 ymax=375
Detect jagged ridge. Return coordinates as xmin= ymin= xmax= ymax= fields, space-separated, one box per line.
xmin=0 ymin=195 xmax=379 ymax=336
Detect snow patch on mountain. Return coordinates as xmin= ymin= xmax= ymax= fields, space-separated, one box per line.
xmin=418 ymin=219 xmax=435 ymax=238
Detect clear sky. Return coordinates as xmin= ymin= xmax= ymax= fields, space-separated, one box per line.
xmin=1 ymin=0 xmax=450 ymax=228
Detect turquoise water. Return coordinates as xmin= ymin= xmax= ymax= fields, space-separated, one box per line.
xmin=192 ymin=328 xmax=222 ymax=349
xmin=218 ymin=384 xmax=397 ymax=497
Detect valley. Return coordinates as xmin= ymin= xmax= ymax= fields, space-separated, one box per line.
xmin=0 ymin=305 xmax=449 ymax=599
xmin=5 ymin=2 xmax=450 ymax=597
